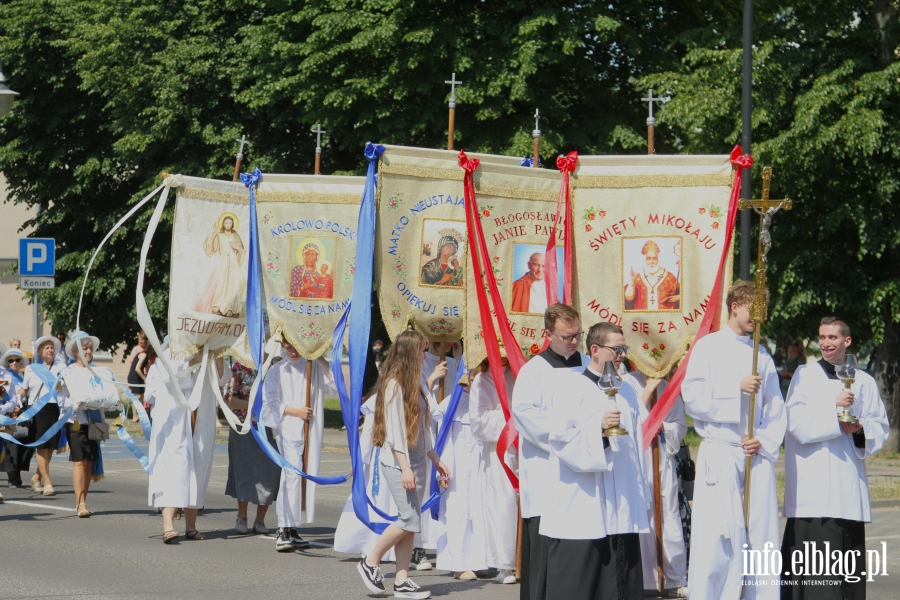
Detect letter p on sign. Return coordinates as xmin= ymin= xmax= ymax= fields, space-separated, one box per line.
xmin=18 ymin=238 xmax=55 ymax=276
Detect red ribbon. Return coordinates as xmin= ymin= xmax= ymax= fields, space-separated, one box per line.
xmin=641 ymin=145 xmax=753 ymax=450
xmin=460 ymin=151 xmax=525 ymax=489
xmin=539 ymin=151 xmax=577 ymax=352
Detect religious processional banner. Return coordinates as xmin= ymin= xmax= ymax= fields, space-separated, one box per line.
xmin=376 ymin=145 xmax=521 ymax=342
xmin=462 ymin=164 xmax=565 ymax=369
xmin=169 ymin=176 xmax=253 ymax=365
xmin=255 ymin=175 xmax=365 ymax=359
xmin=572 ymin=155 xmax=734 ymax=377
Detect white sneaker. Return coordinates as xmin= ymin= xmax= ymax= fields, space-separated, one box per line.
xmin=412 ymin=548 xmax=432 ymax=571
xmin=393 ymin=578 xmax=431 ymax=599
xmin=497 ymin=569 xmax=516 ymax=584
xmin=234 ymin=517 xmax=249 ymax=534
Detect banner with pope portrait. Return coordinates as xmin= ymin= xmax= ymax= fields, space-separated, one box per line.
xmin=375 ymin=145 xmax=522 ymax=342
xmin=572 ymin=155 xmax=734 ymax=377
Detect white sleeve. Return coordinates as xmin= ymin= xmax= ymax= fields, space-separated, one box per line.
xmin=512 ymin=362 xmax=553 ymax=454
xmin=753 ymin=356 xmax=786 ymax=462
xmin=469 ymin=371 xmax=507 ymax=443
xmin=262 ymin=367 xmax=286 ymax=428
xmin=854 ymin=376 xmax=889 ymax=459
xmin=785 ymin=367 xmax=841 ymax=445
xmin=662 ymin=397 xmax=688 ymax=455
xmin=682 ymin=338 xmax=741 ymax=424
xmin=318 ymin=360 xmax=338 ymax=397
xmin=548 ymin=401 xmax=611 ymax=473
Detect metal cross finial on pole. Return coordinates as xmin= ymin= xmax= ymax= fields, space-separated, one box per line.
xmin=641 ymin=89 xmax=667 ymax=155
xmin=232 ymin=135 xmax=249 ymax=182
xmin=312 ymin=123 xmax=326 ymax=175
xmin=532 ymin=109 xmax=541 ymax=168
xmin=736 ymin=166 xmax=791 ymax=530
xmin=445 ymin=72 xmax=463 ymax=150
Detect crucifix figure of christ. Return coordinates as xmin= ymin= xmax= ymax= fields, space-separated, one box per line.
xmin=445 ymin=72 xmax=462 ymax=150
xmin=312 ymin=123 xmax=326 ymax=175
xmin=532 ymin=109 xmax=541 ymax=168
xmin=641 ymin=89 xmax=667 ymax=155
xmin=232 ymin=134 xmax=249 ymax=182
xmin=736 ymin=166 xmax=792 ymax=533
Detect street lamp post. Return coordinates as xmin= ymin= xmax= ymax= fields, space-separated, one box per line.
xmin=0 ymin=59 xmax=19 ymax=116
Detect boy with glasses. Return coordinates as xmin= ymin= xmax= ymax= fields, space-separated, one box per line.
xmin=512 ymin=303 xmax=589 ymax=600
xmin=682 ymin=280 xmax=785 ymax=600
xmin=539 ymin=321 xmax=649 ymax=598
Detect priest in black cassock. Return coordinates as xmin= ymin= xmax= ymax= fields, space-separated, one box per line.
xmin=781 ymin=317 xmax=889 ymax=599
xmin=512 ymin=303 xmax=589 ymax=600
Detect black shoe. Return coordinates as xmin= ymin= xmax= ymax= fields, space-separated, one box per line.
xmin=357 ymin=559 xmax=386 ymax=594
xmin=393 ymin=578 xmax=431 ymax=599
xmin=411 ymin=548 xmax=433 ymax=571
xmin=289 ymin=527 xmax=310 ymax=549
xmin=274 ymin=528 xmax=293 ymax=552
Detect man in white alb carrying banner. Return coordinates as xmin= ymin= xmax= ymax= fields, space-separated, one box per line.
xmin=263 ymin=338 xmax=336 ymax=552
xmin=623 ymin=370 xmax=689 ymax=596
xmin=541 ymin=321 xmax=649 ymax=599
xmin=513 ymin=303 xmax=589 ymax=600
xmin=781 ymin=317 xmax=889 ymax=598
xmin=682 ymin=280 xmax=786 ymax=600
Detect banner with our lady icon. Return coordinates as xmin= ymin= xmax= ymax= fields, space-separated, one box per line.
xmin=255 ymin=175 xmax=365 ymax=359
xmin=571 ymin=155 xmax=734 ymax=377
xmin=375 ymin=145 xmax=521 ymax=342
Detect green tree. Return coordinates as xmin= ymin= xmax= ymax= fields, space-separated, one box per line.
xmin=641 ymin=0 xmax=900 ymax=449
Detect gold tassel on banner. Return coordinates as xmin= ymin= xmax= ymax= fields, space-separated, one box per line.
xmin=72 ymin=418 xmax=81 ymax=431
xmin=91 ymin=473 xmax=105 ymax=483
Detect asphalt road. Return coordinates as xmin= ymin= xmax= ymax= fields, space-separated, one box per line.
xmin=1 ymin=437 xmax=899 ymax=599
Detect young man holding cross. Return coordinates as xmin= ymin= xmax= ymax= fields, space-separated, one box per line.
xmin=682 ymin=280 xmax=785 ymax=600
xmin=780 ymin=317 xmax=889 ymax=598
xmin=263 ymin=337 xmax=336 ymax=552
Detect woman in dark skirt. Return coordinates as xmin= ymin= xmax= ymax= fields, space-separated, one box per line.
xmin=223 ymin=360 xmax=280 ymax=534
xmin=1 ymin=349 xmax=34 ymax=487
xmin=16 ymin=336 xmax=64 ymax=496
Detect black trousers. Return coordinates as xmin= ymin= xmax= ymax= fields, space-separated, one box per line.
xmin=520 ymin=516 xmax=550 ymax=600
xmin=781 ymin=517 xmax=867 ymax=600
xmin=546 ymin=533 xmax=643 ymax=600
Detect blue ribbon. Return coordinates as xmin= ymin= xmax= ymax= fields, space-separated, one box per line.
xmin=520 ymin=156 xmax=543 ymax=168
xmin=330 ymin=142 xmax=399 ymax=534
xmin=0 ymin=363 xmax=57 ymax=427
xmin=113 ymin=379 xmax=151 ymax=473
xmin=422 ymin=356 xmax=467 ymax=518
xmin=0 ymin=364 xmax=73 ymax=448
xmin=243 ymin=166 xmax=347 ymax=485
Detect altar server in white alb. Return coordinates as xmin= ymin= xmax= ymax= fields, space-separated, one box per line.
xmin=541 ymin=321 xmax=649 ymax=599
xmin=146 ymin=340 xmax=230 ymax=543
xmin=623 ymin=369 xmax=688 ymax=596
xmin=682 ymin=280 xmax=786 ymax=600
xmin=263 ymin=337 xmax=336 ymax=552
xmin=781 ymin=317 xmax=889 ymax=598
xmin=469 ymin=357 xmax=518 ymax=585
xmin=436 ymin=379 xmax=490 ymax=580
xmin=513 ymin=303 xmax=589 ymax=600
xmin=411 ymin=341 xmax=458 ymax=571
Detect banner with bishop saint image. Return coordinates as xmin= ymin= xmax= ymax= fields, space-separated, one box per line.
xmin=376 ymin=145 xmax=522 ymax=343
xmin=572 ymin=155 xmax=734 ymax=377
xmin=255 ymin=174 xmax=365 ymax=359
xmin=169 ymin=176 xmax=253 ymax=365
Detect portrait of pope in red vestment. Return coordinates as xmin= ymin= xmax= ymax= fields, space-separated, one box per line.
xmin=624 ymin=238 xmax=681 ymax=311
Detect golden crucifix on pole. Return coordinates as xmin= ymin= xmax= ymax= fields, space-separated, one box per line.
xmin=737 ymin=166 xmax=792 ymax=532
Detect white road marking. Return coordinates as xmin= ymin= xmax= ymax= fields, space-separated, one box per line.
xmin=4 ymin=500 xmax=77 ymax=512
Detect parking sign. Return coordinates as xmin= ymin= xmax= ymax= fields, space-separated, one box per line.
xmin=18 ymin=238 xmax=55 ymax=276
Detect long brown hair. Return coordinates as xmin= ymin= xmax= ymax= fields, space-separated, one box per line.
xmin=373 ymin=330 xmax=427 ymax=448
